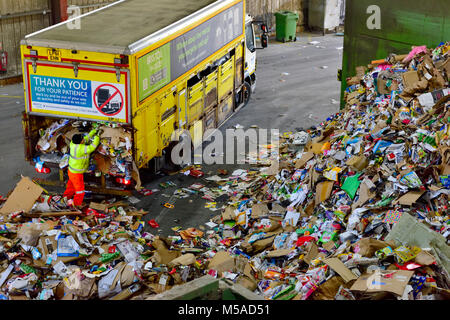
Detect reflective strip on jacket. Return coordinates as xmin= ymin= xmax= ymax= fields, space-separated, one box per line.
xmin=68 ymin=130 xmax=100 ymax=174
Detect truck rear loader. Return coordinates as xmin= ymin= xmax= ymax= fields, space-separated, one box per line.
xmin=20 ymin=0 xmax=268 ymax=192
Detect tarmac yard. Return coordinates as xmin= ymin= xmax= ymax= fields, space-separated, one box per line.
xmin=0 ymin=33 xmax=343 ymax=237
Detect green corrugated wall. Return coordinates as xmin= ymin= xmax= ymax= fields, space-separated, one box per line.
xmin=341 ymin=0 xmax=450 ymax=107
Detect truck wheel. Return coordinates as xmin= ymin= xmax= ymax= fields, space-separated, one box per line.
xmin=164 ymin=141 xmax=183 ymax=171
xmin=242 ymin=81 xmax=251 ymax=107
xmin=164 ymin=132 xmax=193 ymax=171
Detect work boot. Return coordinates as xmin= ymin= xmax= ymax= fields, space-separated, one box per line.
xmin=60 ymin=196 xmax=69 ymax=207
xmin=67 ymin=199 xmax=85 ymax=211
xmin=74 ymin=202 xmax=87 ymax=211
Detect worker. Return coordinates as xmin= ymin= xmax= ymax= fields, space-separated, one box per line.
xmin=63 ymin=127 xmax=101 ymax=208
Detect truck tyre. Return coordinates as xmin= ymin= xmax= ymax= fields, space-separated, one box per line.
xmin=164 ymin=132 xmax=193 ymax=171
xmin=163 ymin=141 xmax=182 ymax=172
xmin=242 ymin=81 xmax=251 ymax=107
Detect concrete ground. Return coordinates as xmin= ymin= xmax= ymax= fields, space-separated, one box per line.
xmin=0 ymin=84 xmax=37 ymax=194
xmin=0 ymin=32 xmax=343 ymax=237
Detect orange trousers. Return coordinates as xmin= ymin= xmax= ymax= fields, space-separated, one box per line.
xmin=63 ymin=171 xmax=85 ymax=206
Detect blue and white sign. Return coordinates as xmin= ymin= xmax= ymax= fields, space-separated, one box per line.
xmin=27 ymin=69 xmax=129 ymax=123
xmin=31 ymin=75 xmax=92 ymax=108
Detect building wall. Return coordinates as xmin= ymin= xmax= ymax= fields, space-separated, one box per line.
xmin=68 ymin=0 xmax=116 ymax=15
xmin=246 ymin=0 xmax=304 ymax=32
xmin=341 ymin=0 xmax=449 ymax=106
xmin=0 ymin=0 xmax=52 ymax=79
xmin=0 ymin=0 xmax=117 ymax=79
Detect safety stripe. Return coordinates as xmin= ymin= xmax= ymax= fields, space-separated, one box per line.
xmin=75 ymin=191 xmax=85 ymax=194
xmin=68 ymin=165 xmax=86 ymax=173
xmin=70 ymin=155 xmax=89 ymax=160
xmin=70 ymin=144 xmax=89 ymax=160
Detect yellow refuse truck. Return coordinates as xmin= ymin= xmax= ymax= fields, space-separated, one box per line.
xmin=20 ymin=0 xmax=267 ymax=188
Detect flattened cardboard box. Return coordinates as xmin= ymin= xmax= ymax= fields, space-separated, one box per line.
xmin=152 ymin=240 xmax=181 ymax=266
xmin=295 ymin=152 xmax=314 ymax=169
xmin=402 ymin=70 xmax=420 ymax=89
xmin=304 ymin=242 xmax=319 ymax=265
xmin=315 ymin=181 xmax=334 ymax=204
xmin=395 ymin=190 xmax=426 ymax=206
xmin=34 ymin=236 xmax=81 ymax=267
xmin=222 ymin=206 xmax=236 ymax=221
xmin=0 ymin=176 xmax=43 ymax=215
xmin=350 ymin=270 xmax=414 ymax=296
xmin=346 ymin=155 xmax=368 ymax=171
xmin=208 ymin=251 xmax=235 ymax=274
xmin=377 ymin=78 xmax=390 ymax=95
xmin=168 ymin=253 xmax=196 ymax=267
xmin=266 ymin=249 xmax=291 ymax=258
xmin=251 ymin=203 xmax=269 ymax=219
xmin=324 ymin=258 xmax=357 ymax=283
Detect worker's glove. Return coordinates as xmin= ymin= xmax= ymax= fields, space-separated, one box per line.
xmin=97 ymin=129 xmax=104 ymax=136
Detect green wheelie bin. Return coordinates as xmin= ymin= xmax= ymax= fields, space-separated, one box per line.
xmin=274 ymin=11 xmax=299 ymax=42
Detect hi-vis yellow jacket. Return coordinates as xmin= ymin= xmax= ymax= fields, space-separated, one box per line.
xmin=68 ymin=129 xmax=100 ymax=174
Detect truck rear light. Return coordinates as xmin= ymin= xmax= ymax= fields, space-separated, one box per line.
xmin=35 ymin=163 xmax=50 ymax=174
xmin=116 ymin=177 xmax=131 ymax=185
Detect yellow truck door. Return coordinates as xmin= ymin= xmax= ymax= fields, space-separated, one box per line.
xmin=187 ymin=80 xmax=204 ymax=124
xmin=159 ymin=90 xmax=177 ymax=149
xmin=133 ymin=100 xmax=159 ymax=168
xmin=204 ymin=70 xmax=218 ymax=111
xmin=218 ymin=55 xmax=235 ymax=102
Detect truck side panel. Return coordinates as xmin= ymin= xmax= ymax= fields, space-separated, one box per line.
xmin=132 ymin=38 xmax=245 ymax=168
xmin=131 ymin=0 xmax=246 ymax=168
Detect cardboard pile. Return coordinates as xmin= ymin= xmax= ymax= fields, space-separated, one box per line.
xmin=164 ymin=42 xmax=449 ymax=300
xmin=0 ymin=42 xmax=449 ymax=300
xmin=0 ymin=176 xmax=157 ymax=300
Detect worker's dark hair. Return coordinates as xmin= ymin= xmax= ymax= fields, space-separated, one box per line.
xmin=72 ymin=134 xmax=83 ymax=144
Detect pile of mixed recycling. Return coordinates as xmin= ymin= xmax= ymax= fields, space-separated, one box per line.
xmin=0 ymin=43 xmax=449 ymax=300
